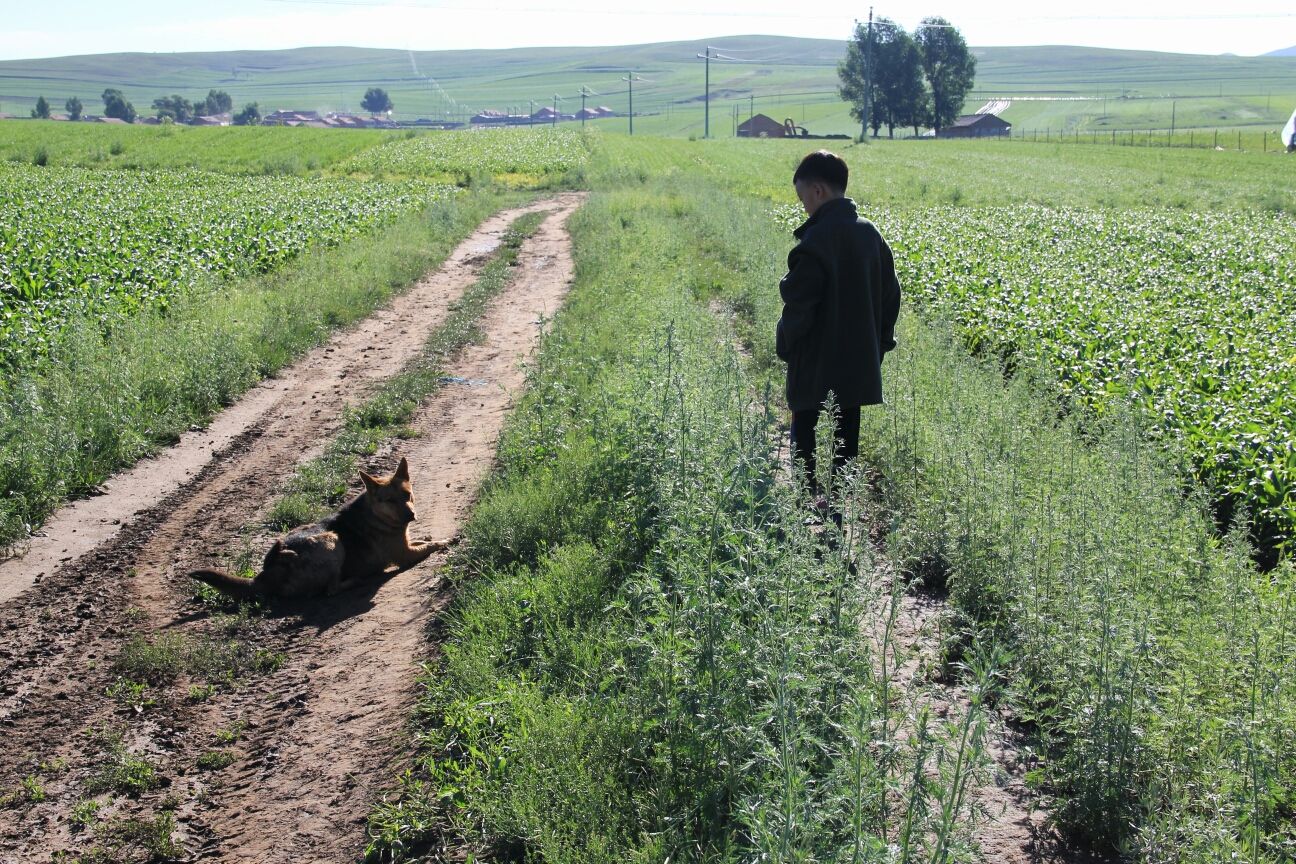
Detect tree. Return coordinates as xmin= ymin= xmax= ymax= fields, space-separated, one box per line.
xmin=153 ymin=94 xmax=194 ymax=123
xmin=31 ymin=96 xmax=50 ymax=119
xmin=233 ymin=102 xmax=261 ymax=126
xmin=361 ymin=87 xmax=392 ymax=115
xmin=102 ymin=88 xmax=137 ymax=123
xmin=839 ymin=19 xmax=928 ymax=139
xmin=66 ymin=96 xmax=83 ymax=121
xmin=195 ymin=89 xmax=232 ymax=116
xmin=915 ymin=17 xmax=976 ymax=134
xmin=837 ymin=25 xmax=875 ymax=138
xmin=878 ymin=31 xmax=927 ymax=138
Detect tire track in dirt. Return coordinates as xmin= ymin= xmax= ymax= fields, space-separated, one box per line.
xmin=180 ymin=195 xmax=584 ymax=863
xmin=868 ymin=569 xmax=1104 ymax=863
xmin=0 ymin=192 xmax=584 ymax=862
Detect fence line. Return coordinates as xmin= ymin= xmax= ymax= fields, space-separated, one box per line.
xmin=997 ymin=126 xmax=1287 ymax=152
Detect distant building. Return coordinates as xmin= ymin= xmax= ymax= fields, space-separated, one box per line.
xmin=937 ymin=114 xmax=1011 ymax=138
xmin=193 ymin=112 xmax=232 ymax=126
xmin=738 ymin=113 xmax=786 ymax=138
xmin=261 ymin=109 xmax=323 ymax=126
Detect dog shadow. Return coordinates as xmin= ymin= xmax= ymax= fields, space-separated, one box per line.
xmin=274 ymin=562 xmax=423 ymax=634
xmin=166 ymin=559 xmax=434 ymax=635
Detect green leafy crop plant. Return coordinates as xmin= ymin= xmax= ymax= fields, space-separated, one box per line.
xmin=343 ymin=127 xmax=592 ymax=186
xmin=0 ymin=162 xmax=455 ymax=373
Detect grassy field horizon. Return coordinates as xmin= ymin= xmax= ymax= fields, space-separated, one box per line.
xmin=2 ymin=37 xmax=1295 ymax=138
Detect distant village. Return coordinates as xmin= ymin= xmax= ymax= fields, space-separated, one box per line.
xmin=0 ymin=105 xmax=621 ymax=129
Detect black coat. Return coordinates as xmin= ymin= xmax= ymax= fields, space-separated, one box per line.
xmin=776 ymin=197 xmax=901 ymax=412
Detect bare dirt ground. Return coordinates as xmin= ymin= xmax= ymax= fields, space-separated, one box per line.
xmin=873 ymin=575 xmax=1108 ymax=864
xmin=0 ymin=191 xmax=585 ymax=863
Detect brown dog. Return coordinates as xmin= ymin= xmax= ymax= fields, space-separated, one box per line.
xmin=189 ymin=458 xmax=447 ymax=599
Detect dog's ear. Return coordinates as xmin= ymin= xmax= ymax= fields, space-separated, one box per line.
xmin=359 ymin=470 xmax=381 ymax=493
xmin=393 ymin=457 xmax=410 ymax=482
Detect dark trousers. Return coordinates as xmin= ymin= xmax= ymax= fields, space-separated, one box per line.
xmin=790 ymin=402 xmax=860 ymax=494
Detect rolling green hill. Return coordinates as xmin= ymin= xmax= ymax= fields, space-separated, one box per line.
xmin=1 ymin=38 xmax=1294 ymax=138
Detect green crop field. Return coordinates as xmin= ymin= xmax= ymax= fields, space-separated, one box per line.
xmin=0 ymin=118 xmax=1293 ymax=863
xmin=0 ymin=162 xmax=453 ymax=370
xmin=0 ymin=121 xmax=396 ymax=173
xmin=344 ymin=125 xmax=592 ymax=185
xmin=769 ymin=202 xmax=1296 ymax=551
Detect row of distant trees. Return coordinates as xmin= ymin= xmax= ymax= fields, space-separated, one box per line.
xmin=30 ymin=89 xmax=263 ymax=125
xmin=30 ymin=86 xmax=394 ymax=124
xmin=837 ymin=16 xmax=977 ymax=138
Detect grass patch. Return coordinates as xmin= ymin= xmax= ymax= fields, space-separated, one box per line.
xmin=77 ymin=813 xmax=183 ymax=864
xmin=85 ymin=730 xmax=162 ymax=798
xmin=112 ymin=631 xmax=282 ymax=690
xmin=195 ymin=750 xmax=237 ymax=771
xmin=70 ymin=798 xmax=102 ymax=831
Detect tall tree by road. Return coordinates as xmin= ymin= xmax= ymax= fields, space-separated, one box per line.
xmin=915 ymin=17 xmax=976 ymax=134
xmin=838 ymin=18 xmax=931 ymax=139
xmin=837 ymin=22 xmax=874 ymax=138
xmin=31 ymin=96 xmax=50 ymax=119
xmin=874 ymin=20 xmax=928 ymax=138
xmin=361 ymin=87 xmax=392 ymax=115
xmin=65 ymin=96 xmax=83 ymax=121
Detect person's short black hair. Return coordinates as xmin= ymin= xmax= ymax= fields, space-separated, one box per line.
xmin=793 ymin=150 xmax=848 ymax=192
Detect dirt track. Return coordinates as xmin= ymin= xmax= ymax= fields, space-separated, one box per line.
xmin=0 ymin=192 xmax=585 ymax=862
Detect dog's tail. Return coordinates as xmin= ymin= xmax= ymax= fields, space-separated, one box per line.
xmin=188 ymin=569 xmax=261 ymax=600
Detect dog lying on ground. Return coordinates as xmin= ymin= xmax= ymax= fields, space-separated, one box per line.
xmin=189 ymin=457 xmax=449 ymax=600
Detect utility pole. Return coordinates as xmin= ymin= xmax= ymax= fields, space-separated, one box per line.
xmin=553 ymin=94 xmax=559 ymax=127
xmin=622 ymin=73 xmax=642 ymax=135
xmin=579 ymin=86 xmax=591 ymax=127
xmin=749 ymin=93 xmax=754 ymax=120
xmin=696 ymin=46 xmax=714 ymax=138
xmin=862 ymin=7 xmax=874 ymax=141
xmin=1170 ymin=99 xmax=1176 ymax=137
xmin=529 ymin=99 xmax=535 ymax=127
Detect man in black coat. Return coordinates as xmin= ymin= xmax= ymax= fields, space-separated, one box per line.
xmin=776 ymin=150 xmax=901 ymax=499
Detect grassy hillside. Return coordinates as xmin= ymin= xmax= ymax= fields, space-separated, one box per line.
xmin=1 ymin=38 xmax=1294 ymax=138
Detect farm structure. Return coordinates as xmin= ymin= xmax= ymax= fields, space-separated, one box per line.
xmin=938 ymin=113 xmax=1012 ymax=138
xmin=737 ymin=113 xmax=787 ymax=137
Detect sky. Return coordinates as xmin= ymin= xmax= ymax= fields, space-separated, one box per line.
xmin=1 ymin=0 xmax=1293 ymax=61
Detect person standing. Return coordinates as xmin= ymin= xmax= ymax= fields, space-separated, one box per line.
xmin=776 ymin=150 xmax=901 ymax=502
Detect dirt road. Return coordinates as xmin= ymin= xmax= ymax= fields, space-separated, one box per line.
xmin=0 ymin=192 xmax=585 ymax=862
